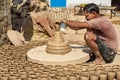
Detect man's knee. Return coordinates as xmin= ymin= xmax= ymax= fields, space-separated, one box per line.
xmin=84 ymin=32 xmax=91 ymax=40
xmin=84 ymin=32 xmax=96 ymax=41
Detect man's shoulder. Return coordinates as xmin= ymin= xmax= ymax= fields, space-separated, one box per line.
xmin=89 ymin=16 xmax=108 ymax=23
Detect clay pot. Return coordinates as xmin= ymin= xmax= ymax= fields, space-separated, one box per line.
xmin=36 ymin=72 xmax=42 ymax=77
xmin=40 ymin=77 xmax=49 ymax=80
xmin=40 ymin=75 xmax=49 ymax=80
xmin=112 ymin=65 xmax=120 ymax=68
xmin=68 ymin=67 xmax=76 ymax=72
xmin=67 ymin=64 xmax=74 ymax=68
xmin=9 ymin=76 xmax=17 ymax=80
xmin=81 ymin=71 xmax=89 ymax=76
xmin=72 ymin=72 xmax=80 ymax=80
xmin=112 ymin=65 xmax=120 ymax=71
xmin=99 ymin=72 xmax=107 ymax=80
xmin=42 ymin=71 xmax=50 ymax=75
xmin=49 ymin=70 xmax=57 ymax=76
xmin=88 ymin=62 xmax=95 ymax=68
xmin=63 ymin=66 xmax=69 ymax=71
xmin=55 ymin=65 xmax=62 ymax=69
xmin=96 ymin=69 xmax=104 ymax=76
xmin=104 ymin=66 xmax=112 ymax=72
xmin=64 ymin=71 xmax=72 ymax=78
xmin=96 ymin=65 xmax=104 ymax=70
xmin=76 ymin=69 xmax=81 ymax=74
xmin=68 ymin=74 xmax=77 ymax=80
xmin=89 ymin=70 xmax=96 ymax=76
xmin=116 ymin=70 xmax=120 ymax=80
xmin=75 ymin=64 xmax=82 ymax=70
xmin=88 ymin=67 xmax=95 ymax=71
xmin=46 ymin=65 xmax=53 ymax=68
xmin=96 ymin=65 xmax=104 ymax=75
xmin=20 ymin=72 xmax=28 ymax=79
xmin=81 ymin=66 xmax=88 ymax=72
xmin=107 ymin=71 xmax=115 ymax=80
xmin=90 ymin=75 xmax=99 ymax=80
xmin=3 ymin=72 xmax=10 ymax=78
xmin=57 ymin=68 xmax=64 ymax=72
xmin=50 ymin=76 xmax=59 ymax=80
xmin=0 ymin=76 xmax=8 ymax=80
xmin=80 ymin=75 xmax=89 ymax=80
xmin=59 ymin=75 xmax=68 ymax=80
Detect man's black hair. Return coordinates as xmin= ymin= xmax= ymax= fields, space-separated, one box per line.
xmin=83 ymin=3 xmax=99 ymax=14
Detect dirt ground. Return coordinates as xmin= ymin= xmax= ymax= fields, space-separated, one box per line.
xmin=112 ymin=20 xmax=120 ymax=24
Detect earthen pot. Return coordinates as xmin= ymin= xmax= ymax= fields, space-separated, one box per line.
xmin=90 ymin=75 xmax=99 ymax=80
xmin=107 ymin=71 xmax=115 ymax=80
xmin=80 ymin=75 xmax=89 ymax=80
xmin=68 ymin=74 xmax=77 ymax=80
xmin=99 ymin=72 xmax=107 ymax=80
xmin=104 ymin=66 xmax=112 ymax=72
xmin=112 ymin=65 xmax=120 ymax=71
xmin=116 ymin=70 xmax=120 ymax=80
xmin=59 ymin=75 xmax=68 ymax=80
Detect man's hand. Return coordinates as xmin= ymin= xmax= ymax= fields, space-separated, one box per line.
xmin=55 ymin=19 xmax=67 ymax=24
xmin=62 ymin=19 xmax=67 ymax=23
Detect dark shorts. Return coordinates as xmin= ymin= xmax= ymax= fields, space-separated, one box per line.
xmin=95 ymin=36 xmax=116 ymax=63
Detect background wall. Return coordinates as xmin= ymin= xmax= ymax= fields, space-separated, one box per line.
xmin=67 ymin=0 xmax=111 ymax=7
xmin=48 ymin=0 xmax=111 ymax=8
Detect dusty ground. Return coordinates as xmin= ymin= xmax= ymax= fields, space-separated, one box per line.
xmin=112 ymin=20 xmax=120 ymax=24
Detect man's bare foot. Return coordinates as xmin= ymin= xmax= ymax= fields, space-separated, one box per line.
xmin=92 ymin=58 xmax=105 ymax=65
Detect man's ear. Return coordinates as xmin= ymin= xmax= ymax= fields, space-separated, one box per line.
xmin=92 ymin=11 xmax=97 ymax=15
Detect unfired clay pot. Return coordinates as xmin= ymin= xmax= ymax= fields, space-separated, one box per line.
xmin=40 ymin=75 xmax=49 ymax=80
xmin=80 ymin=75 xmax=89 ymax=80
xmin=104 ymin=66 xmax=112 ymax=72
xmin=99 ymin=72 xmax=107 ymax=80
xmin=69 ymin=75 xmax=77 ymax=80
xmin=59 ymin=75 xmax=68 ymax=80
xmin=107 ymin=71 xmax=115 ymax=80
xmin=112 ymin=65 xmax=120 ymax=71
xmin=116 ymin=70 xmax=120 ymax=80
xmin=90 ymin=75 xmax=99 ymax=80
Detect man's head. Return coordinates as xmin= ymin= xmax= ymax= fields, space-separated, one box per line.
xmin=83 ymin=3 xmax=100 ymax=20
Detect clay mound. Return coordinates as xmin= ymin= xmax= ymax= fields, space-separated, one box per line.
xmin=46 ymin=31 xmax=71 ymax=54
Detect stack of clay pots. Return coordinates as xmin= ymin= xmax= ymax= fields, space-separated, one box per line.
xmin=0 ymin=41 xmax=120 ymax=80
xmin=49 ymin=8 xmax=82 ymax=22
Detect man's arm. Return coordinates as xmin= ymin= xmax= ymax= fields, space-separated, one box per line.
xmin=64 ymin=20 xmax=90 ymax=30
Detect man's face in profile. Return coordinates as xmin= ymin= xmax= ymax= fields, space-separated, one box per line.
xmin=84 ymin=11 xmax=96 ymax=20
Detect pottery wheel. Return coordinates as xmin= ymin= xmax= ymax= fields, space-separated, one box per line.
xmin=27 ymin=44 xmax=90 ymax=66
xmin=27 ymin=24 xmax=90 ymax=66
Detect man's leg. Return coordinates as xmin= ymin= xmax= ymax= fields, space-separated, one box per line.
xmin=84 ymin=32 xmax=105 ymax=64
